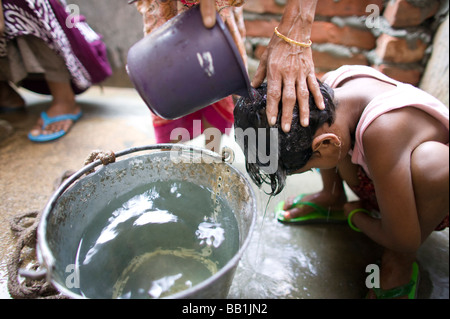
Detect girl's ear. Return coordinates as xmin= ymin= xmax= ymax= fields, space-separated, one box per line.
xmin=312 ymin=133 xmax=341 ymax=152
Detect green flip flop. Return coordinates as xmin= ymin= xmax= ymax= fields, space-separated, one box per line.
xmin=276 ymin=193 xmax=346 ymax=224
xmin=371 ymin=261 xmax=419 ymax=299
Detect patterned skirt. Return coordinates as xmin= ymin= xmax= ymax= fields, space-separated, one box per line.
xmin=0 ymin=0 xmax=111 ymax=94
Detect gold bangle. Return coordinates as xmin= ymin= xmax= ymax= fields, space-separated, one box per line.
xmin=274 ymin=27 xmax=312 ymax=48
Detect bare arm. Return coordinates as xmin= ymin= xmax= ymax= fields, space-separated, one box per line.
xmin=350 ymin=118 xmax=422 ymax=253
xmin=252 ymin=0 xmax=324 ymax=132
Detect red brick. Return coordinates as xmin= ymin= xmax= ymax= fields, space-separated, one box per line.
xmin=383 ymin=0 xmax=440 ymax=28
xmin=315 ymin=0 xmax=384 ymax=17
xmin=375 ymin=34 xmax=428 ymax=64
xmin=244 ymin=19 xmax=279 ymax=38
xmin=244 ymin=0 xmax=385 ymax=17
xmin=246 ymin=20 xmax=376 ymax=50
xmin=373 ymin=64 xmax=422 ymax=86
xmin=243 ymin=0 xmax=285 ymax=15
xmin=312 ymin=50 xmax=368 ymax=71
xmin=311 ymin=21 xmax=376 ymax=50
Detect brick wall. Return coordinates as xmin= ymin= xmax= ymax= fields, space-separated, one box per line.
xmin=244 ymin=0 xmax=448 ymax=86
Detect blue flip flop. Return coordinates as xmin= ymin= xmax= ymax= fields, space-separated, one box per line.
xmin=28 ymin=111 xmax=82 ymax=143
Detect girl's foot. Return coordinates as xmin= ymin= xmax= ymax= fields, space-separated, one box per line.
xmin=367 ymin=250 xmax=418 ymax=299
xmin=282 ymin=191 xmax=347 ymax=220
xmin=28 ymin=102 xmax=82 ymax=141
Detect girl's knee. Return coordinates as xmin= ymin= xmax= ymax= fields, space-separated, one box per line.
xmin=411 ymin=141 xmax=449 ymax=237
xmin=411 ymin=141 xmax=449 ymax=196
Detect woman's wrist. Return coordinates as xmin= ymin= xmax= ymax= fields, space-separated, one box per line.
xmin=274 ymin=26 xmax=312 ymax=47
xmin=277 ymin=0 xmax=316 ymax=43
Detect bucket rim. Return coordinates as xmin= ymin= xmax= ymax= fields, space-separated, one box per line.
xmin=37 ymin=143 xmax=257 ymax=299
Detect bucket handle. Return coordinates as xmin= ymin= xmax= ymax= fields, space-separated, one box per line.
xmin=36 ymin=144 xmax=235 ymax=283
xmin=18 ymin=268 xmax=47 ymax=281
xmin=114 ymin=144 xmax=234 ymax=164
xmin=44 ymin=144 xmax=234 ymax=225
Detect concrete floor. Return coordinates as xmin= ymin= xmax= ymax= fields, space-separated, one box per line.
xmin=0 ymin=86 xmax=448 ymax=299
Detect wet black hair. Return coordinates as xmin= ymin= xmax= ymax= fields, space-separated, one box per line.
xmin=234 ymin=81 xmax=336 ymax=195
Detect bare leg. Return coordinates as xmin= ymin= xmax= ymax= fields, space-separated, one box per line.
xmin=370 ymin=141 xmax=449 ymax=298
xmin=29 ymin=80 xmax=81 ymax=137
xmin=411 ymin=142 xmax=449 ymax=237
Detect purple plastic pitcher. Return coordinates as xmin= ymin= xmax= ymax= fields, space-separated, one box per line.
xmin=127 ymin=5 xmax=253 ymax=120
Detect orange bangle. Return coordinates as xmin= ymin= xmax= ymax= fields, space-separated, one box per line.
xmin=274 ymin=27 xmax=312 ymax=48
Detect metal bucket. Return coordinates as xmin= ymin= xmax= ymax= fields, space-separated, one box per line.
xmin=35 ymin=144 xmax=256 ymax=299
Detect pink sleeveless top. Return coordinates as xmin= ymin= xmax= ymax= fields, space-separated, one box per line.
xmin=323 ymin=65 xmax=449 ymax=178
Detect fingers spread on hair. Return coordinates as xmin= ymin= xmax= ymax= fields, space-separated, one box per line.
xmin=266 ymin=78 xmax=282 ymax=127
xmin=251 ymin=51 xmax=268 ymax=88
xmin=297 ymin=81 xmax=310 ymax=127
xmin=281 ymin=81 xmax=296 ymax=132
xmin=308 ymin=73 xmax=325 ymax=110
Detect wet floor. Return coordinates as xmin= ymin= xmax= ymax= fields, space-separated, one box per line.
xmin=0 ymin=87 xmax=448 ymax=299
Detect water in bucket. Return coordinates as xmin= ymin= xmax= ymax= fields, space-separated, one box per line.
xmin=73 ymin=180 xmax=239 ymax=299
